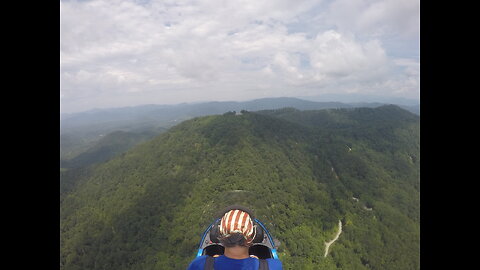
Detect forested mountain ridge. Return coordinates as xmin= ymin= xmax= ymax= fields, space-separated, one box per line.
xmin=60 ymin=97 xmax=419 ymax=163
xmin=60 ymin=105 xmax=419 ymax=270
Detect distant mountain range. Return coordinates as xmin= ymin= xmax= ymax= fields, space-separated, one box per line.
xmin=60 ymin=97 xmax=419 ymax=165
xmin=60 ymin=97 xmax=419 ymax=134
xmin=297 ymin=93 xmax=419 ymax=106
xmin=61 ymin=96 xmax=419 ymax=124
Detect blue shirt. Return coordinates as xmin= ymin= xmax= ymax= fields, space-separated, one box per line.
xmin=187 ymin=255 xmax=283 ymax=270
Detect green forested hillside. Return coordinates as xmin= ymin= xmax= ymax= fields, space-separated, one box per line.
xmin=60 ymin=126 xmax=167 ymax=163
xmin=60 ymin=105 xmax=419 ymax=270
xmin=60 ymin=130 xmax=164 ymax=169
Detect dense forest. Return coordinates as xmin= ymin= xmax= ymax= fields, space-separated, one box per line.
xmin=60 ymin=105 xmax=419 ymax=269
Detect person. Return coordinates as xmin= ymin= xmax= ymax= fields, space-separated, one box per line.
xmin=187 ymin=207 xmax=283 ymax=270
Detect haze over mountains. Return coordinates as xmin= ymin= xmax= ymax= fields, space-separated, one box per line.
xmin=296 ymin=93 xmax=419 ymax=106
xmin=60 ymin=96 xmax=420 ymax=127
xmin=60 ymin=104 xmax=419 ymax=269
xmin=60 ymin=96 xmax=419 ymax=165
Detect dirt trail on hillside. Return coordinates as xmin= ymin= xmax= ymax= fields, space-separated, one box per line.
xmin=324 ymin=220 xmax=342 ymax=257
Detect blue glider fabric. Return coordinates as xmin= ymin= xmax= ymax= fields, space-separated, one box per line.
xmin=187 ymin=255 xmax=283 ymax=270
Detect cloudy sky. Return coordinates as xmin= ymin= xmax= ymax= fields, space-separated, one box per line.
xmin=60 ymin=0 xmax=419 ymax=114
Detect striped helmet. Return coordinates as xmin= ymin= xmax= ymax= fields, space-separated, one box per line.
xmin=219 ymin=209 xmax=256 ymax=243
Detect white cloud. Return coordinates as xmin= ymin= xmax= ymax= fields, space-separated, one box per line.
xmin=60 ymin=0 xmax=419 ymax=113
xmin=324 ymin=0 xmax=419 ymax=39
xmin=309 ymin=31 xmax=388 ymax=78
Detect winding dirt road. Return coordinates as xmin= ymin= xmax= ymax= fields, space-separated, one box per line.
xmin=324 ymin=220 xmax=342 ymax=257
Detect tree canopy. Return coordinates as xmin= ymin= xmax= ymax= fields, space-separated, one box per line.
xmin=60 ymin=105 xmax=419 ymax=270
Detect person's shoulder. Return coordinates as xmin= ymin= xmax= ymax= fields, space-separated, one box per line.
xmin=266 ymin=258 xmax=283 ymax=269
xmin=187 ymin=255 xmax=207 ymax=270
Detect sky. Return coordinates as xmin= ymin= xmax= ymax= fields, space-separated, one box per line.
xmin=60 ymin=0 xmax=419 ymax=114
